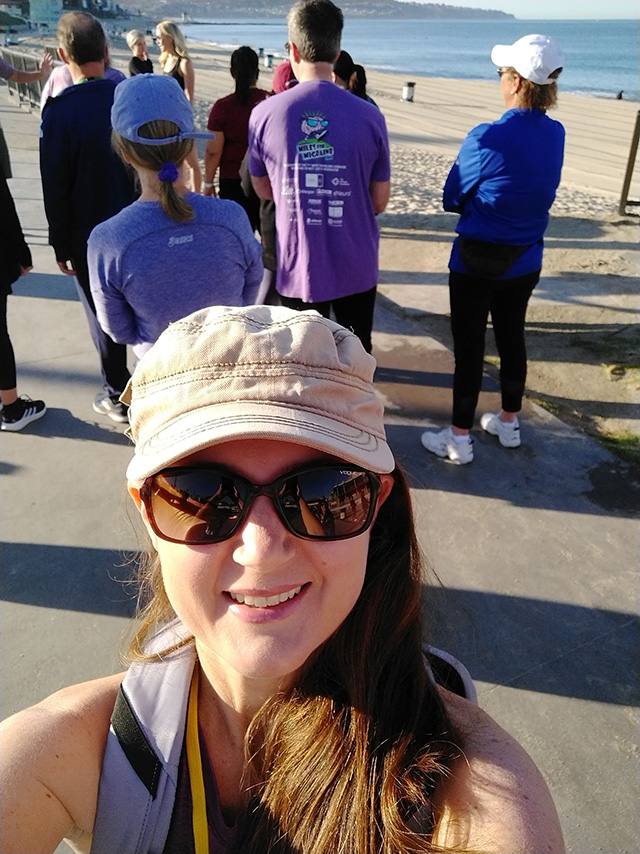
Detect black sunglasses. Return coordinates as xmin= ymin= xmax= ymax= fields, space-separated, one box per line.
xmin=497 ymin=68 xmax=509 ymax=77
xmin=141 ymin=463 xmax=381 ymax=544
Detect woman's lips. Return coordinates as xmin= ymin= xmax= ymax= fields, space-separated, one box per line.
xmin=224 ymin=583 xmax=309 ymax=621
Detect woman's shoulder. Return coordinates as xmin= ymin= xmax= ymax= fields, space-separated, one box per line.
xmin=1 ymin=674 xmax=123 ymax=849
xmin=432 ymin=689 xmax=565 ymax=852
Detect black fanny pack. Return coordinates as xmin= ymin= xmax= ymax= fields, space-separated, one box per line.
xmin=458 ymin=237 xmax=530 ymax=278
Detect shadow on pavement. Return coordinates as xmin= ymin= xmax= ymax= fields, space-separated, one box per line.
xmin=386 ymin=423 xmax=639 ymax=518
xmin=0 ymin=406 xmax=132 ymax=445
xmin=423 ymin=585 xmax=639 ymax=707
xmin=2 ymin=543 xmax=138 ymax=619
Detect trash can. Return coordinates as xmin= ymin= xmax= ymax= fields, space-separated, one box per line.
xmin=258 ymin=47 xmax=264 ymax=58
xmin=402 ymin=81 xmax=415 ymax=102
xmin=264 ymin=53 xmax=274 ymax=69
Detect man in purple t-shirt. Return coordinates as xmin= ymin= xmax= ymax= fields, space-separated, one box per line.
xmin=248 ymin=0 xmax=390 ymax=352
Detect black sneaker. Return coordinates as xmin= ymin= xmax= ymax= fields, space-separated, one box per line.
xmin=1 ymin=396 xmax=47 ymax=432
xmin=93 ymin=392 xmax=129 ymax=424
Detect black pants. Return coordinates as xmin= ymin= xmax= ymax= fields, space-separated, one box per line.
xmin=0 ymin=292 xmax=16 ymax=390
xmin=279 ymin=286 xmax=377 ymax=354
xmin=449 ymin=269 xmax=540 ymax=430
xmin=72 ymin=250 xmax=130 ymax=397
xmin=219 ymin=177 xmax=261 ymax=234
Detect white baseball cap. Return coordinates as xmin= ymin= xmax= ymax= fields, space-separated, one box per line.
xmin=491 ymin=34 xmax=564 ymax=85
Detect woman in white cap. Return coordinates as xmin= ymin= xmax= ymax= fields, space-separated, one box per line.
xmin=422 ymin=35 xmax=565 ymax=465
xmin=87 ymin=74 xmax=263 ymax=362
xmin=0 ymin=306 xmax=564 ymax=852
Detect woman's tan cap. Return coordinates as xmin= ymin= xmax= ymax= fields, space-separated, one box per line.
xmin=122 ymin=305 xmax=394 ymax=482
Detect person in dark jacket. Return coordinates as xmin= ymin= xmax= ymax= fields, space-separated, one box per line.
xmin=0 ymin=174 xmax=46 ymax=431
xmin=40 ymin=11 xmax=137 ymax=423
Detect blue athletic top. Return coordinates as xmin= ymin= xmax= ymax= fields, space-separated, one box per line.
xmin=443 ymin=107 xmax=565 ymax=279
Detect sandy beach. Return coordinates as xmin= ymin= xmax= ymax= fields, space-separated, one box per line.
xmin=14 ymin=28 xmax=640 ymax=452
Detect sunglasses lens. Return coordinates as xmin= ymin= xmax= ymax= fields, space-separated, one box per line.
xmin=148 ymin=471 xmax=247 ymax=543
xmin=279 ymin=468 xmax=374 ymax=539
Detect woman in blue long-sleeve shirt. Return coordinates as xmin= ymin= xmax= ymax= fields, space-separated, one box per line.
xmin=421 ymin=35 xmax=565 ymax=464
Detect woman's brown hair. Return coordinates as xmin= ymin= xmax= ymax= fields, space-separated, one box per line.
xmin=511 ymin=66 xmax=562 ymax=111
xmin=129 ymin=465 xmax=462 ymax=851
xmin=112 ymin=120 xmax=195 ymax=223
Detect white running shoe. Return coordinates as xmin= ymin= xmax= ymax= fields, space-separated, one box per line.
xmin=480 ymin=412 xmax=521 ymax=448
xmin=421 ymin=426 xmax=474 ymax=465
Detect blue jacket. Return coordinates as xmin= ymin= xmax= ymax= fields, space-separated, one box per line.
xmin=443 ymin=108 xmax=565 ymax=279
xmin=39 ymin=78 xmax=137 ymax=263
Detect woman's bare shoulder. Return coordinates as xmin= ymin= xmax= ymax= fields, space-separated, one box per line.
xmin=432 ymin=688 xmax=565 ymax=853
xmin=0 ymin=673 xmax=124 ymax=853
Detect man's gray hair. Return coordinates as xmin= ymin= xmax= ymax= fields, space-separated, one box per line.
xmin=287 ymin=0 xmax=343 ymax=64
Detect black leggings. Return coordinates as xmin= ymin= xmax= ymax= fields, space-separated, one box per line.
xmin=0 ymin=292 xmax=17 ymax=391
xmin=219 ymin=177 xmax=261 ymax=234
xmin=449 ymin=269 xmax=540 ymax=430
xmin=279 ymin=287 xmax=377 ymax=354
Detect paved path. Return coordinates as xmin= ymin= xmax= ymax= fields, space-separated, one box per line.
xmin=1 ymin=84 xmax=638 ymax=853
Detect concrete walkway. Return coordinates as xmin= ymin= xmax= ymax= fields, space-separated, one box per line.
xmin=1 ymin=84 xmax=638 ymax=853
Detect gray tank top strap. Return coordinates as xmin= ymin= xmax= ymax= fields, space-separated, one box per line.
xmin=90 ymin=622 xmax=195 ymax=854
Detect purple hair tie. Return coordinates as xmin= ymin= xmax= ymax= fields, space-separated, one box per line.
xmin=158 ymin=162 xmax=179 ymax=183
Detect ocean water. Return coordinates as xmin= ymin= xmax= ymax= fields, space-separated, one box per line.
xmin=182 ymin=18 xmax=639 ymax=101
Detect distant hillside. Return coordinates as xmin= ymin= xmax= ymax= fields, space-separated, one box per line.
xmin=123 ymin=1 xmax=514 ymax=21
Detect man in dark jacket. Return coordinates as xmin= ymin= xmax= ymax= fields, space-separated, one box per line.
xmin=40 ymin=11 xmax=137 ymax=422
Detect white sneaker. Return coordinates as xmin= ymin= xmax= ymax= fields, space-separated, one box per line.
xmin=421 ymin=426 xmax=474 ymax=465
xmin=480 ymin=412 xmax=521 ymax=448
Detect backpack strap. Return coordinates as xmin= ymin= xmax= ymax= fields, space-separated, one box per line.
xmin=90 ymin=626 xmax=195 ymax=854
xmin=111 ymin=685 xmax=163 ymax=798
xmin=424 ymin=645 xmax=478 ymax=704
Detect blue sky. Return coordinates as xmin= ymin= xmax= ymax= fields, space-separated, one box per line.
xmin=409 ymin=0 xmax=638 ymax=18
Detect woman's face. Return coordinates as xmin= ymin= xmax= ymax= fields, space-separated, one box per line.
xmin=136 ymin=439 xmax=393 ymax=686
xmin=156 ymin=28 xmax=173 ymax=52
xmin=133 ymin=38 xmax=147 ymax=59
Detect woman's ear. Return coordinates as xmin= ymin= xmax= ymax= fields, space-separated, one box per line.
xmin=128 ymin=483 xmax=143 ymax=511
xmin=129 ymin=483 xmax=160 ymax=547
xmin=377 ymin=473 xmax=395 ymax=508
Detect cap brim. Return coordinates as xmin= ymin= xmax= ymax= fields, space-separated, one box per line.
xmin=125 ymin=401 xmax=395 ymax=482
xmin=490 ymin=44 xmax=513 ymax=68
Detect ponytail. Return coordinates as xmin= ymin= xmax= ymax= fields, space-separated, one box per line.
xmin=112 ymin=121 xmax=195 ymax=222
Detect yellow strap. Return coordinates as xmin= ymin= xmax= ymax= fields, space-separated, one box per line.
xmin=186 ymin=665 xmax=210 ymax=854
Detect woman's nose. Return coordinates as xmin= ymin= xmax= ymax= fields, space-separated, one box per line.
xmin=232 ymin=495 xmax=295 ymax=568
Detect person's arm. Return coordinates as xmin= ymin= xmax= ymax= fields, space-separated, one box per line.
xmin=204 ymin=134 xmax=224 ymax=197
xmin=39 ymin=102 xmax=75 ymax=270
xmin=443 ymin=126 xmax=485 ymax=213
xmin=432 ymin=690 xmax=565 ymax=853
xmin=0 ymin=675 xmax=122 ymax=854
xmin=251 ymin=174 xmax=273 ymax=200
xmin=88 ymin=228 xmax=140 ymax=345
xmin=182 ymin=57 xmax=195 ymax=105
xmin=368 ymin=113 xmax=391 ymax=214
xmin=369 ymin=180 xmax=390 ymax=214
xmin=0 ymin=172 xmax=32 ymax=272
xmin=9 ymin=51 xmax=53 ymax=84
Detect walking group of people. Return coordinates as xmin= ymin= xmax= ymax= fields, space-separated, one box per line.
xmin=2 ymin=3 xmax=567 ymax=852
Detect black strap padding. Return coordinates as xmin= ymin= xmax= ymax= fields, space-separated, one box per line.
xmin=425 ymin=652 xmax=468 ymax=699
xmin=111 ymin=684 xmax=162 ymax=798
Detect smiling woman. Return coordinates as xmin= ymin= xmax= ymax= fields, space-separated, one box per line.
xmin=0 ymin=304 xmax=564 ymax=854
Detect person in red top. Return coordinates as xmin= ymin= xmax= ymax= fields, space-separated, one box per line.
xmin=204 ymin=47 xmax=269 ymax=231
